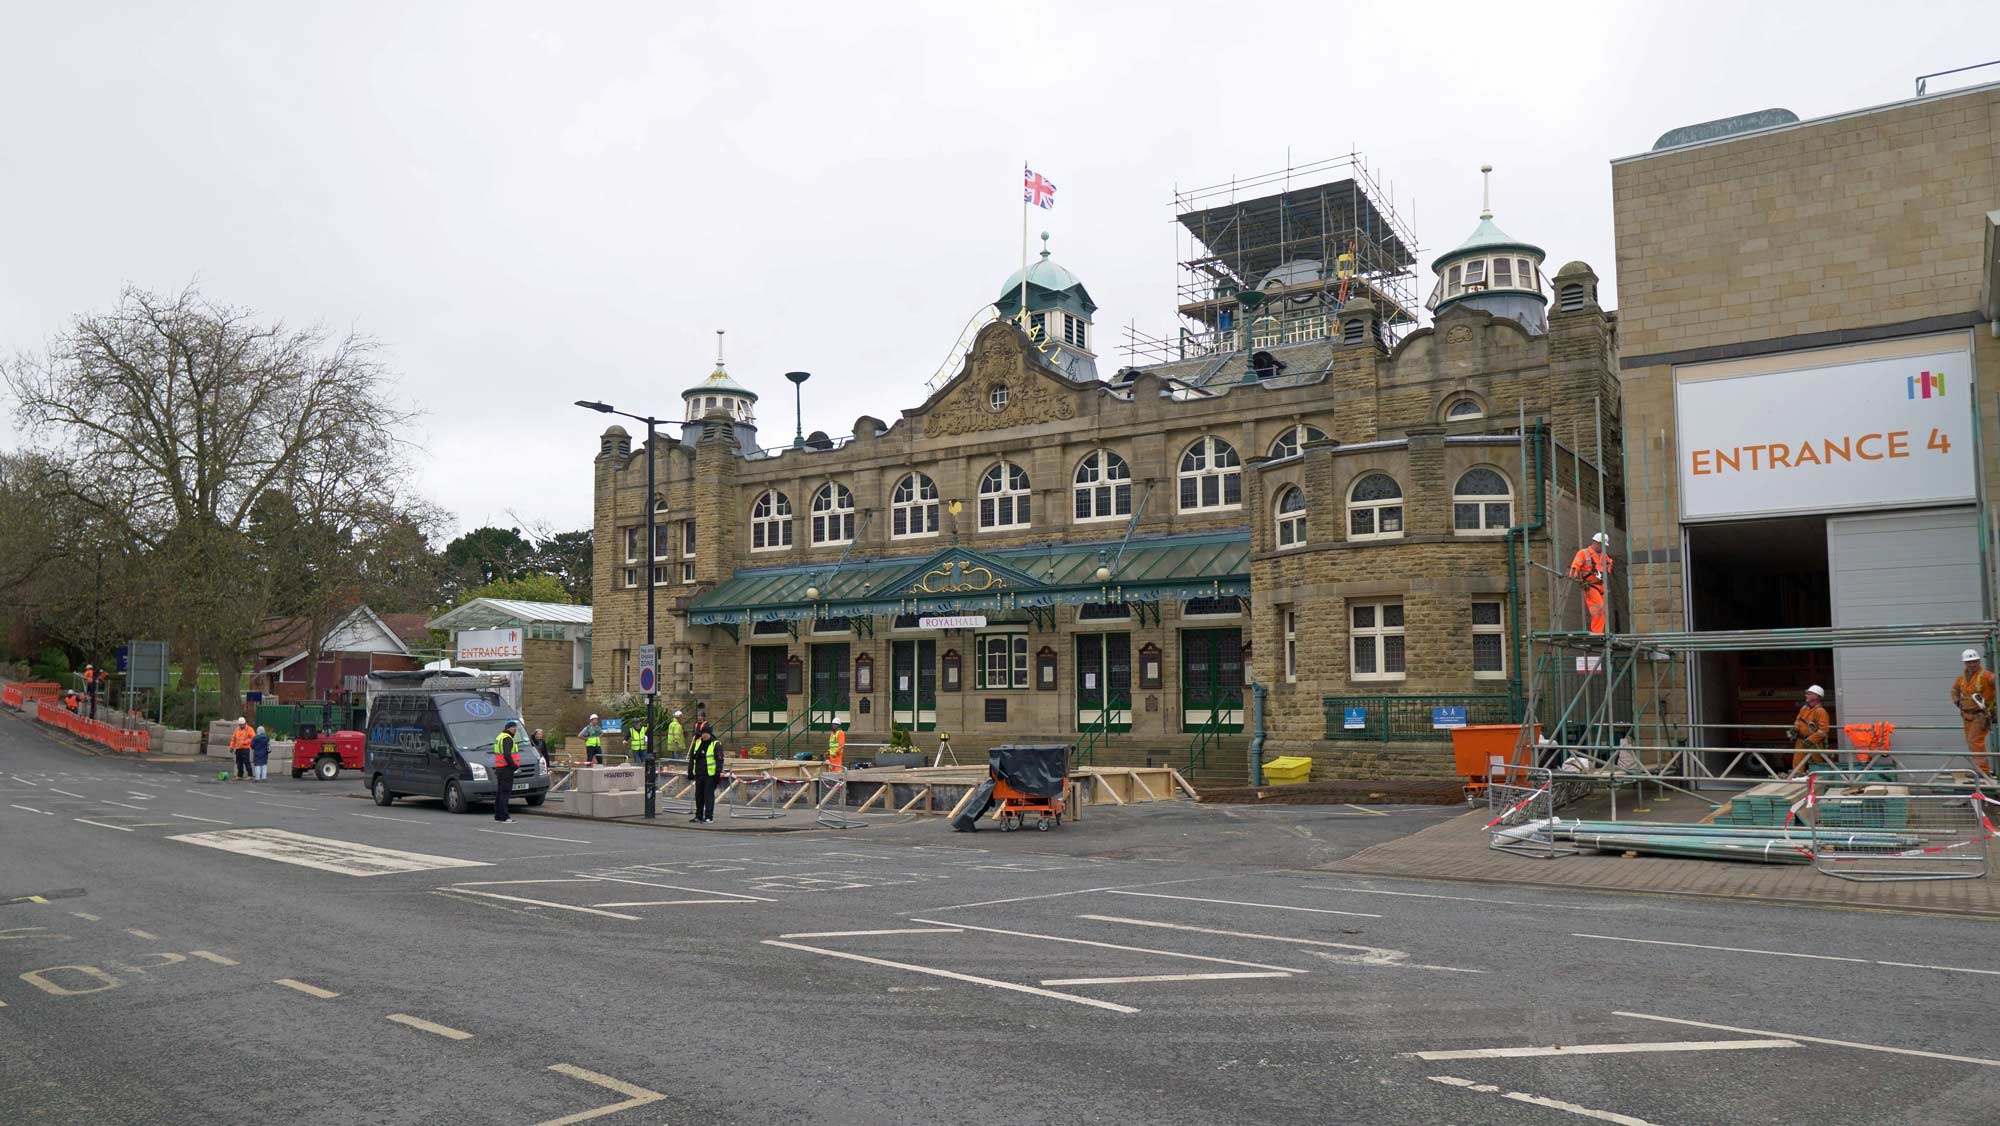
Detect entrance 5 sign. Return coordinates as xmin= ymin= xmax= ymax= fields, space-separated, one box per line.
xmin=1675 ymin=344 xmax=1973 ymax=521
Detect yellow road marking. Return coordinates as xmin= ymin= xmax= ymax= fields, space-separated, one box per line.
xmin=536 ymin=1064 xmax=667 ymax=1126
xmin=386 ymin=1013 xmax=473 ymax=1040
xmin=274 ymin=978 xmax=339 ymax=999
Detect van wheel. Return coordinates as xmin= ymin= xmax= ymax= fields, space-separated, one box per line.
xmin=314 ymin=756 xmax=341 ymax=782
xmin=525 ymin=793 xmax=547 ymax=807
xmin=371 ymin=776 xmax=395 ymax=806
xmin=444 ymin=781 xmax=469 ymax=815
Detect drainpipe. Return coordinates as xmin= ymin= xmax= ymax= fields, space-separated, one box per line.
xmin=1504 ymin=421 xmax=1549 ymax=720
xmin=1249 ymin=681 xmax=1267 ymax=786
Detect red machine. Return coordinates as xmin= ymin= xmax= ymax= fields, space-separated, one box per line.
xmin=293 ymin=730 xmax=366 ymax=781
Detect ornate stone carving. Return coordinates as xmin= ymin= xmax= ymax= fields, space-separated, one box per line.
xmin=924 ymin=334 xmax=1078 ymax=438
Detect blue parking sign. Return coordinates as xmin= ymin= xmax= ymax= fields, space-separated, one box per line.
xmin=1431 ymin=706 xmax=1468 ymax=730
xmin=1343 ymin=707 xmax=1367 ymax=730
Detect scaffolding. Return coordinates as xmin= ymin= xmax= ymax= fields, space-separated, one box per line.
xmin=1123 ymin=152 xmax=1420 ymax=367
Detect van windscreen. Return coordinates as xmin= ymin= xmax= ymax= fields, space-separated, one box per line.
xmin=437 ymin=696 xmax=522 ymax=756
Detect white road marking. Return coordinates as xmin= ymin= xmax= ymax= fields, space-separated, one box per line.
xmin=1105 ymin=890 xmax=1382 ymax=918
xmin=1429 ymin=1076 xmax=1661 ymax=1125
xmin=99 ymin=799 xmax=148 ymax=810
xmin=15 ymin=778 xmax=38 ymax=786
xmin=350 ymin=812 xmax=425 ymax=824
xmin=70 ymin=912 xmax=100 ymax=922
xmin=1578 ymin=934 xmax=2000 ymax=976
xmin=274 ymin=978 xmax=340 ymax=999
xmin=538 ymin=1063 xmax=666 ymax=1126
xmin=762 ymin=939 xmax=1138 ymax=1014
xmin=922 ymin=876 xmax=1222 ymax=913
xmin=1041 ymin=972 xmax=1294 ymax=986
xmin=183 ymin=789 xmax=236 ymax=800
xmin=1412 ymin=1039 xmax=1798 ymax=1060
xmin=254 ymin=799 xmax=313 ymax=811
xmin=591 ymin=899 xmax=755 ymax=907
xmin=170 ymin=828 xmax=489 ymax=876
xmin=780 ymin=927 xmax=963 ymax=939
xmin=10 ymin=804 xmax=52 ymax=815
xmin=48 ymin=788 xmax=87 ymax=799
xmin=170 ymin=813 xmax=232 ymax=825
xmin=74 ymin=818 xmax=133 ymax=832
xmin=189 ymin=950 xmax=237 ymax=965
xmin=1303 ymin=884 xmax=1627 ymax=912
xmin=386 ymin=1013 xmax=473 ymax=1040
xmin=126 ymin=929 xmax=159 ymax=940
xmin=906 ymin=917 xmax=1307 ymax=973
xmin=439 ymin=888 xmax=641 ymax=920
xmin=1075 ymin=915 xmax=1483 ymax=974
xmin=1615 ymin=1011 xmax=2000 ymax=1068
xmin=1344 ymin=803 xmax=1389 ymax=816
xmin=577 ymin=875 xmax=773 ymax=902
xmin=475 ymin=828 xmax=591 ymax=844
xmin=1574 ymin=933 xmax=1867 ymax=963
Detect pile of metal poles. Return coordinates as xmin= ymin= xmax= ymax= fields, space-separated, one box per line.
xmin=1548 ymin=819 xmax=1922 ymax=864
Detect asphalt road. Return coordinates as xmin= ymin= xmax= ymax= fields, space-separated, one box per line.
xmin=4 ymin=712 xmax=2000 ymax=1125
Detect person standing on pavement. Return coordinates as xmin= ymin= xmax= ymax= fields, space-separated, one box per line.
xmin=578 ymin=714 xmax=603 ymax=765
xmin=1951 ymin=649 xmax=1996 ymax=775
xmin=826 ymin=720 xmax=847 ymax=771
xmin=687 ymin=722 xmax=722 ymax=823
xmin=493 ymin=720 xmax=522 ymax=823
xmin=1790 ymin=685 xmax=1831 ymax=773
xmin=83 ymin=665 xmax=99 ymax=719
xmin=229 ymin=717 xmax=254 ymax=780
xmin=250 ymin=726 xmax=272 ymax=782
xmin=666 ymin=710 xmax=687 ymax=759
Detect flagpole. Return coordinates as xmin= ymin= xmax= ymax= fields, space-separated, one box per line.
xmin=1018 ymin=160 xmax=1030 ymax=337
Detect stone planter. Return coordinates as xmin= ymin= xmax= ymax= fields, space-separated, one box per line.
xmin=873 ymin=752 xmax=926 ymax=769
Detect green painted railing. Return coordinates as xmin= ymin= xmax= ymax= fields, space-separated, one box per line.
xmin=773 ymin=694 xmax=844 ymax=759
xmin=1185 ymin=694 xmax=1241 ymax=774
xmin=1321 ymin=695 xmax=1518 ymax=744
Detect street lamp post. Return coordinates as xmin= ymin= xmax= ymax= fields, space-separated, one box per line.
xmin=785 ymin=371 xmax=810 ymax=449
xmin=576 ymin=399 xmax=661 ymax=819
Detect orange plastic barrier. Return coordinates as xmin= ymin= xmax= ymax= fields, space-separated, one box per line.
xmin=33 ymin=702 xmax=150 ymax=754
xmin=3 ymin=681 xmax=61 ymax=709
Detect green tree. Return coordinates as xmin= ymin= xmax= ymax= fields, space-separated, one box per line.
xmin=450 ymin=572 xmax=570 ymax=609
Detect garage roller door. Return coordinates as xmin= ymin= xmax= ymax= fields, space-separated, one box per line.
xmin=1828 ymin=508 xmax=1983 ymax=756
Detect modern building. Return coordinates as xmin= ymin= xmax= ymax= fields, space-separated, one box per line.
xmin=589 ymin=156 xmax=1624 ymax=782
xmin=1611 ymin=79 xmax=2000 ymax=761
xmin=426 ymin=597 xmax=593 ymax=733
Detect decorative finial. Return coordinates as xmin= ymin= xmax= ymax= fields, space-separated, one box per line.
xmin=1479 ymin=164 xmax=1493 ymax=220
xmin=715 ymin=329 xmax=726 ymax=368
xmin=1040 ymin=231 xmax=1051 ymax=259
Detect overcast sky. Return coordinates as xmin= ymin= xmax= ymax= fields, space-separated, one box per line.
xmin=2 ymin=2 xmax=1989 ymax=542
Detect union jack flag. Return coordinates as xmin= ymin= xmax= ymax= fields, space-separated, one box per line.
xmin=1023 ymin=164 xmax=1056 ymax=209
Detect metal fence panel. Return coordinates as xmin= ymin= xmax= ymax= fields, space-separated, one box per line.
xmin=1809 ymin=770 xmax=1991 ymax=882
xmin=1323 ymin=694 xmax=1516 ymax=743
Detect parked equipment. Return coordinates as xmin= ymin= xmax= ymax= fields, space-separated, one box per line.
xmin=988 ymin=744 xmax=1069 ymax=832
xmin=293 ymin=729 xmax=366 ymax=780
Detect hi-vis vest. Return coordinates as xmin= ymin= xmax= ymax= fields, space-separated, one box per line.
xmin=698 ymin=739 xmax=718 ymax=775
xmin=667 ymin=720 xmax=685 ymax=750
xmin=827 ymin=730 xmax=845 ymax=767
xmin=584 ymin=727 xmax=602 ymax=748
xmin=627 ymin=724 xmax=648 ymax=752
xmin=494 ymin=731 xmax=520 ymax=769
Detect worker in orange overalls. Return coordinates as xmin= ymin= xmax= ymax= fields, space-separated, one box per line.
xmin=826 ymin=720 xmax=847 ymax=771
xmin=228 ymin=716 xmax=255 ymax=781
xmin=1950 ymin=649 xmax=1995 ymax=776
xmin=1790 ymin=684 xmax=1832 ymax=773
xmin=1568 ymin=532 xmax=1614 ymax=635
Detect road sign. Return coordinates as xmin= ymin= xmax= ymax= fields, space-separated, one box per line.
xmin=637 ymin=645 xmax=657 ymax=696
xmin=1431 ymin=706 xmax=1468 ymax=730
xmin=124 ymin=640 xmax=169 ymax=690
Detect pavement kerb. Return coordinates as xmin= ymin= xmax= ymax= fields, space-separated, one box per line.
xmin=334 ymin=790 xmax=866 ymax=834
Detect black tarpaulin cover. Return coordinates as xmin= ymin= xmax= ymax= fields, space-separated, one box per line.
xmin=989 ymin=744 xmax=1069 ymax=798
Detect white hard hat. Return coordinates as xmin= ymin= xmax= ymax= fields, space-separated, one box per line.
xmin=236 ymin=716 xmax=247 ymax=724
xmin=672 ymin=709 xmax=683 ymax=717
xmin=1806 ymin=685 xmax=1824 ymax=697
xmin=1965 ymin=650 xmax=1982 ymax=663
xmin=589 ymin=712 xmax=599 ymax=719
xmin=1592 ymin=531 xmax=1610 ymax=545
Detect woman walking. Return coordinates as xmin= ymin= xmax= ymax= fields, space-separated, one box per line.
xmin=250 ymin=727 xmax=272 ymax=782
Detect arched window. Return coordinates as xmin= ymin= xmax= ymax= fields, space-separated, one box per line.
xmin=1269 ymin=423 xmax=1330 ymax=460
xmin=1444 ymin=397 xmax=1484 ymax=422
xmin=811 ymin=483 xmax=855 ymax=546
xmin=891 ymin=473 xmax=940 ymax=539
xmin=1453 ymin=468 xmax=1513 ymax=533
xmin=979 ymin=462 xmax=1031 ymax=531
xmin=1348 ymin=473 xmax=1404 ymax=540
xmin=1274 ymin=486 xmax=1306 ymax=549
xmin=1073 ymin=449 xmax=1132 ymax=522
xmin=751 ymin=490 xmax=792 ymax=551
xmin=1178 ymin=436 xmax=1242 ymax=512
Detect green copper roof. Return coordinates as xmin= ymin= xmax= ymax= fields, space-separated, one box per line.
xmin=688 ymin=531 xmax=1248 ymax=625
xmin=1430 ymin=214 xmax=1545 ymax=274
xmin=684 ymin=364 xmax=756 ymax=401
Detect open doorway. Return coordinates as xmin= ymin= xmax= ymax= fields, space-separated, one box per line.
xmin=1686 ymin=516 xmax=1832 ymax=760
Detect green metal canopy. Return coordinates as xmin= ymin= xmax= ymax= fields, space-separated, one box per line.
xmin=688 ymin=531 xmax=1249 ymax=626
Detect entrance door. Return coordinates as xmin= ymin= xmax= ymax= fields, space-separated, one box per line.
xmin=1181 ymin=628 xmax=1244 ymax=731
xmin=809 ymin=643 xmax=851 ymax=729
xmin=1076 ymin=633 xmax=1132 ymax=731
xmin=749 ymin=646 xmax=789 ymax=730
xmin=891 ymin=640 xmax=938 ymax=731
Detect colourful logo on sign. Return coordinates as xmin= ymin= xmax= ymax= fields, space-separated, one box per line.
xmin=1907 ymin=370 xmax=1945 ymax=400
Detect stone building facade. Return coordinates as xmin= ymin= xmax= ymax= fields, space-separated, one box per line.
xmin=589 ymin=203 xmax=1624 ymax=780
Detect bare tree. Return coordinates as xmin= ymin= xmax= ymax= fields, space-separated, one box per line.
xmin=7 ymin=285 xmax=420 ymax=714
